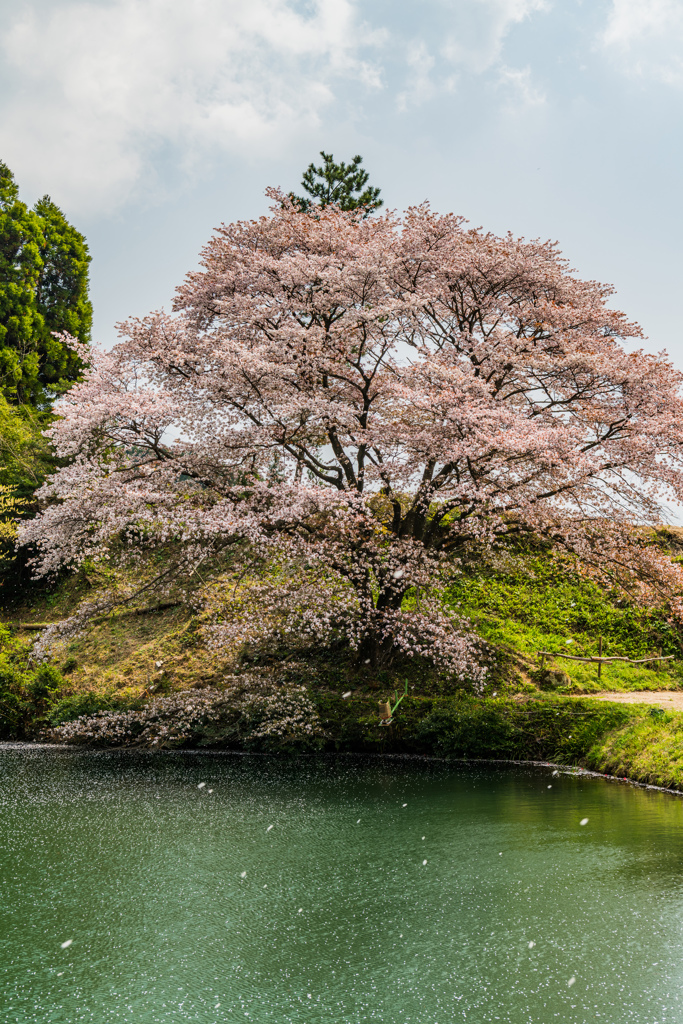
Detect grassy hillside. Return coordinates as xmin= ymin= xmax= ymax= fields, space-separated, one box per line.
xmin=3 ymin=539 xmax=683 ymax=788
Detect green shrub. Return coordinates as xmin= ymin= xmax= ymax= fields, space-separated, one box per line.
xmin=47 ymin=691 xmax=141 ymax=727
xmin=24 ymin=664 xmax=63 ymax=699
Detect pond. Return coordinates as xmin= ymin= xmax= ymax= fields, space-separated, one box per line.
xmin=1 ymin=748 xmax=683 ymax=1023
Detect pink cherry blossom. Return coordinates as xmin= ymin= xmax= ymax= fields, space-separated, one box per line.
xmin=20 ymin=192 xmax=683 ymax=678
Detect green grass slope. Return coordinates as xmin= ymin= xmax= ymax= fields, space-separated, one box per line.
xmin=3 ymin=542 xmax=683 ymax=788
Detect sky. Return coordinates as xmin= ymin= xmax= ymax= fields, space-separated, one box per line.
xmin=1 ymin=0 xmax=682 ymax=360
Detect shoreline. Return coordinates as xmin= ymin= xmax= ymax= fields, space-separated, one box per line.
xmin=4 ymin=740 xmax=683 ymax=798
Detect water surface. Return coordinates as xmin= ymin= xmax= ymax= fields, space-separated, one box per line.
xmin=1 ymin=748 xmax=683 ymax=1023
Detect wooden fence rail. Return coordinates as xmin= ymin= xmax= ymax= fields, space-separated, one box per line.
xmin=538 ymin=651 xmax=674 ymax=666
xmin=539 ymin=640 xmax=674 ymax=681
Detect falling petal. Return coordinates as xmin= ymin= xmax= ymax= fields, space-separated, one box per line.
xmin=357 ymin=819 xmax=361 ymax=824
xmin=266 ymin=825 xmax=274 ymax=832
xmin=422 ymin=836 xmax=425 ymax=840
xmin=422 ymin=859 xmax=427 ymax=865
xmin=240 ymin=871 xmax=247 ymax=878
xmin=307 ymin=994 xmax=312 ymax=999
xmin=528 ymin=941 xmax=535 ymax=949
xmin=197 ymin=782 xmax=206 ymax=789
xmin=208 ymin=789 xmax=213 ymax=794
xmin=342 ymin=691 xmax=352 ymax=699
xmin=298 ymin=908 xmax=303 ymax=913
xmin=402 ymin=803 xmax=407 ymax=807
xmin=499 ymin=852 xmax=502 ymax=856
xmin=215 ymin=1004 xmax=221 ymax=1009
xmin=60 ymin=939 xmax=72 ymax=949
xmin=547 ymin=785 xmax=552 ymax=789
xmin=568 ymin=976 xmax=576 ymax=987
xmin=580 ymin=818 xmax=589 ymax=826
xmin=57 ymin=972 xmax=64 ymax=977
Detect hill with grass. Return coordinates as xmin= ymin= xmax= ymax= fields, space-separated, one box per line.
xmin=4 ymin=533 xmax=683 ymax=789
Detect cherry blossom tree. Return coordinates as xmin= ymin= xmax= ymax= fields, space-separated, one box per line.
xmin=19 ymin=192 xmax=683 ymax=677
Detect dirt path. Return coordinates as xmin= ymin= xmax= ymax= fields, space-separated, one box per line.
xmin=592 ymin=691 xmax=683 ymax=709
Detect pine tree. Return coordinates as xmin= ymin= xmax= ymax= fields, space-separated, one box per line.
xmin=292 ymin=152 xmax=382 ymax=214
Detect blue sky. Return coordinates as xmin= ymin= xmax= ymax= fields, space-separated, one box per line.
xmin=1 ymin=0 xmax=682 ymax=361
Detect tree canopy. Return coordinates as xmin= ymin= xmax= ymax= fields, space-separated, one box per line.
xmin=20 ymin=191 xmax=683 ymax=674
xmin=292 ymin=152 xmax=382 ymax=214
xmin=0 ymin=162 xmax=91 ymax=406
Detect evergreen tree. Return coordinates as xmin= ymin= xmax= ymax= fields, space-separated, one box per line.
xmin=0 ymin=163 xmax=44 ymax=403
xmin=0 ymin=163 xmax=92 ymax=406
xmin=292 ymin=152 xmax=382 ymax=214
xmin=33 ymin=195 xmax=92 ymax=395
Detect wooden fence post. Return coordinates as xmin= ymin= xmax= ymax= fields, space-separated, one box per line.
xmin=598 ymin=636 xmax=602 ymax=681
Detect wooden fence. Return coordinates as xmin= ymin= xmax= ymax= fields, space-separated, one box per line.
xmin=538 ymin=637 xmax=674 ymax=679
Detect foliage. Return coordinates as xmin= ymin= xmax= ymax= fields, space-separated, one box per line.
xmin=47 ymin=689 xmax=144 ymax=726
xmin=402 ymin=693 xmax=636 ymax=764
xmin=0 ymin=398 xmax=55 ymax=494
xmin=445 ymin=552 xmax=680 ymax=659
xmin=291 ymin=152 xmax=382 ymax=214
xmin=33 ymin=195 xmax=92 ymax=393
xmin=18 ymin=194 xmax=683 ymax=682
xmin=0 ymin=623 xmax=64 ymax=736
xmin=0 ymin=162 xmax=91 ymax=406
xmin=0 ymin=484 xmax=24 ymax=567
xmin=0 ymin=163 xmax=43 ymax=402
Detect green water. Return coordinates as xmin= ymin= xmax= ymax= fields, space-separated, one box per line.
xmin=2 ymin=750 xmax=683 ymax=1023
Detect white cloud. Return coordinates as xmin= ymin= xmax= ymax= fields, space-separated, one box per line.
xmin=395 ymin=0 xmax=547 ymax=113
xmin=0 ymin=0 xmax=381 ymax=214
xmin=439 ymin=0 xmax=549 ymax=74
xmin=397 ymin=43 xmax=455 ymax=112
xmin=497 ymin=65 xmax=546 ymax=107
xmin=601 ymin=0 xmax=683 ymax=85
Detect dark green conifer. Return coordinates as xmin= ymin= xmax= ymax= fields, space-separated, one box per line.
xmin=292 ymin=152 xmax=382 ymax=215
xmin=0 ymin=162 xmax=44 ymax=403
xmin=33 ymin=195 xmax=92 ymax=395
xmin=0 ymin=163 xmax=92 ymax=405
